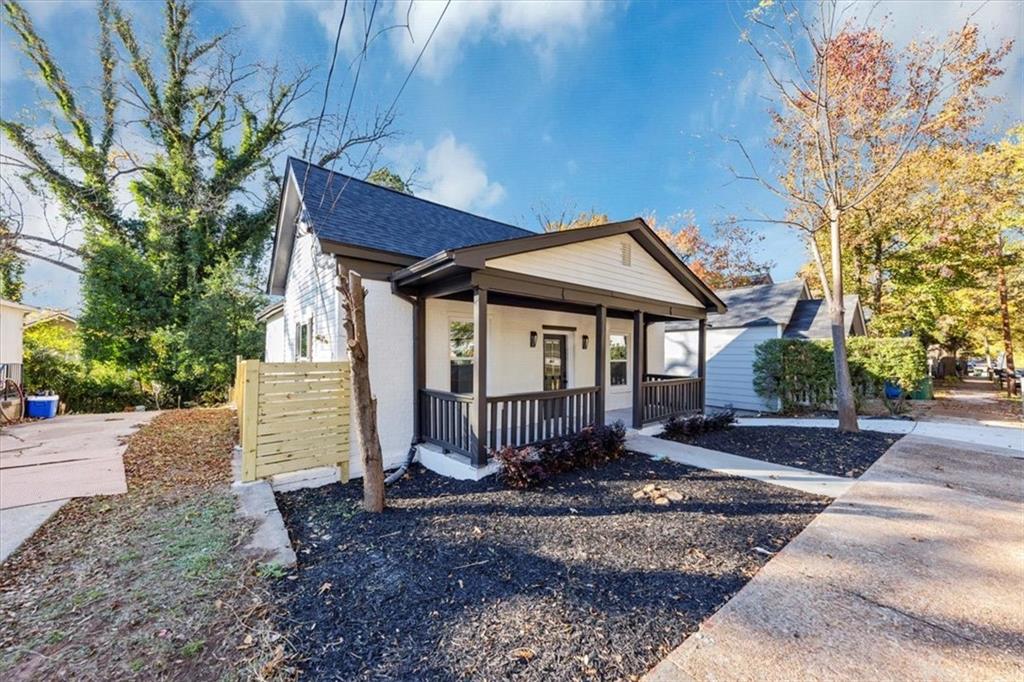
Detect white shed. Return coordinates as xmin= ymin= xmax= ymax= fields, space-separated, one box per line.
xmin=0 ymin=298 xmax=36 ymax=386
xmin=664 ymin=280 xmax=866 ymax=413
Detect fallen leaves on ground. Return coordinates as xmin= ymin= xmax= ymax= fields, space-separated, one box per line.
xmin=0 ymin=408 xmax=295 ymax=681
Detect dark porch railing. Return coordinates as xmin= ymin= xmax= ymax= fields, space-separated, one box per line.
xmin=420 ymin=389 xmax=474 ymax=456
xmin=419 ymin=386 xmax=600 ymax=458
xmin=487 ymin=386 xmax=599 ymax=450
xmin=640 ymin=375 xmax=702 ymax=423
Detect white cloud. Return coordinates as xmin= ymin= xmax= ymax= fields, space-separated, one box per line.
xmin=419 ymin=133 xmax=505 ymax=211
xmin=386 ymin=133 xmax=505 ymax=212
xmin=382 ymin=0 xmax=610 ymax=78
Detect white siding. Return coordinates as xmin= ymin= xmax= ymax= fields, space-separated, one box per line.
xmin=0 ymin=303 xmax=26 ymax=364
xmin=281 ymin=224 xmax=340 ymax=363
xmin=664 ymin=325 xmax=781 ymax=412
xmin=262 ymin=313 xmax=286 ymax=362
xmin=486 ymin=234 xmax=702 ymax=307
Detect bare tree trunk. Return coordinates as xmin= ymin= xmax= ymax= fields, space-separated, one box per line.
xmin=872 ymin=236 xmax=884 ymax=319
xmin=995 ymin=235 xmax=1015 ymax=372
xmin=808 ymin=234 xmax=832 ymax=306
xmin=336 ymin=262 xmax=385 ymax=512
xmin=829 ymin=199 xmax=859 ymax=432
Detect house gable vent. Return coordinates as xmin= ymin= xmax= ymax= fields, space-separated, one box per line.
xmin=620 ymin=241 xmax=632 ymax=266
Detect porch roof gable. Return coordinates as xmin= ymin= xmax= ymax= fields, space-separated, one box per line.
xmin=393 ymin=220 xmax=727 ymax=314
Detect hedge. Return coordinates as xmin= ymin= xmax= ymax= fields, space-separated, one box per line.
xmin=752 ymin=337 xmax=927 ymax=413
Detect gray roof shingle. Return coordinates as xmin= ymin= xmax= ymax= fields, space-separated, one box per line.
xmin=783 ymin=295 xmax=860 ymax=339
xmin=288 ymin=158 xmax=533 ymax=258
xmin=665 ymin=279 xmax=808 ymax=331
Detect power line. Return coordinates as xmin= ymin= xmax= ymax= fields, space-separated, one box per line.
xmin=326 ymin=0 xmax=452 ymax=212
xmin=300 ymin=0 xmax=349 ymax=199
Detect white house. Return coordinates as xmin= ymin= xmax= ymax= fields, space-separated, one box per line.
xmin=264 ymin=158 xmax=726 ymax=478
xmin=1 ymin=297 xmax=35 ymax=391
xmin=663 ymin=279 xmax=867 ymax=412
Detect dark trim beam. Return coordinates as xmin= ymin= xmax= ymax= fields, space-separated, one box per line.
xmin=413 ymin=296 xmax=426 ymax=441
xmin=697 ymin=318 xmax=707 ymax=413
xmin=632 ymin=310 xmax=645 ymax=429
xmin=471 ymin=287 xmax=489 ymax=465
xmin=595 ymin=304 xmax=606 ymax=426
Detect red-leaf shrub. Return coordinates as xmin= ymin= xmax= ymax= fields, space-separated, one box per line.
xmin=494 ymin=422 xmax=627 ymax=489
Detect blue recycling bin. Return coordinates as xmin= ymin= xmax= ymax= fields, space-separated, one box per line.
xmin=26 ymin=395 xmax=59 ymax=419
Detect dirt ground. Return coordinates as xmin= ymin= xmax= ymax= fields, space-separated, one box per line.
xmin=0 ymin=409 xmax=291 ymax=681
xmin=913 ymin=377 xmax=1022 ymax=426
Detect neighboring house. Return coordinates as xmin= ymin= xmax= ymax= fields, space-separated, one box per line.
xmin=264 ymin=158 xmax=726 ymax=478
xmin=663 ymin=279 xmax=866 ymax=412
xmin=24 ymin=309 xmax=78 ymax=333
xmin=257 ymin=300 xmax=285 ymax=362
xmin=1 ymin=298 xmax=36 ymax=388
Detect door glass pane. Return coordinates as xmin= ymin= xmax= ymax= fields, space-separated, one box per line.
xmin=450 ymin=321 xmax=474 ymax=393
xmin=543 ymin=335 xmax=566 ymax=391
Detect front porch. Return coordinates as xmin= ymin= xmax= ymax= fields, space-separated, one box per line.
xmin=398 ymin=260 xmax=710 ymax=467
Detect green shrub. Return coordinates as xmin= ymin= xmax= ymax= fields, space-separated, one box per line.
xmin=23 ymin=326 xmax=149 ymax=414
xmin=753 ymin=337 xmax=927 ymax=413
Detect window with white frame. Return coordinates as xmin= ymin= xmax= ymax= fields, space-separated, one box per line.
xmin=296 ymin=317 xmax=313 ymax=360
xmin=609 ymin=334 xmax=628 ymax=386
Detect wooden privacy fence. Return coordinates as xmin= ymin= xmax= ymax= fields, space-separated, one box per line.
xmin=235 ymin=359 xmax=351 ymax=482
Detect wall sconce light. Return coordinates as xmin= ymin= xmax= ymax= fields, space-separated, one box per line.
xmin=582 ymin=335 xmax=590 ymax=350
xmin=530 ymin=331 xmax=538 ymax=348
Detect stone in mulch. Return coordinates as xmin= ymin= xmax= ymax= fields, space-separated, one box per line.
xmin=271 ymin=453 xmax=829 ymax=681
xmin=686 ymin=426 xmax=903 ymax=478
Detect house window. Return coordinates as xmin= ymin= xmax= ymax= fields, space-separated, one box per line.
xmin=609 ymin=334 xmax=628 ymax=386
xmin=449 ymin=320 xmax=474 ymax=394
xmin=296 ymin=317 xmax=313 ymax=360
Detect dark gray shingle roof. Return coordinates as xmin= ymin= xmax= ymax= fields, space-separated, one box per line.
xmin=288 ymin=158 xmax=533 ymax=258
xmin=783 ymin=295 xmax=861 ymax=339
xmin=665 ymin=279 xmax=808 ymax=331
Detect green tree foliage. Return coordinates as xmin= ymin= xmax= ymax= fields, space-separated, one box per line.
xmin=753 ymin=337 xmax=928 ymax=413
xmin=1 ymin=0 xmax=304 ymax=401
xmin=0 ymin=238 xmax=26 ymax=301
xmin=23 ymin=321 xmax=148 ymax=413
xmin=366 ymin=167 xmax=412 ymax=194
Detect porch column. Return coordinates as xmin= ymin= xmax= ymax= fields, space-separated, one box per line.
xmin=594 ymin=304 xmax=606 ymax=426
xmin=471 ymin=287 xmax=488 ymax=465
xmin=697 ymin=318 xmax=707 ymax=412
xmin=632 ymin=310 xmax=645 ymax=429
xmin=412 ymin=296 xmax=426 ymax=441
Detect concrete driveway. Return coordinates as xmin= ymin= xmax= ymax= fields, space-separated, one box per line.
xmin=0 ymin=412 xmax=157 ymax=561
xmin=645 ymin=434 xmax=1024 ymax=681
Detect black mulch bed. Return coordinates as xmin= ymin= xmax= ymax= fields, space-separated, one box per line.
xmin=271 ymin=453 xmax=829 ymax=681
xmin=682 ymin=426 xmax=903 ymax=478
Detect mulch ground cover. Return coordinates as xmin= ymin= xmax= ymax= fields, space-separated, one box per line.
xmin=272 ymin=453 xmax=829 ymax=681
xmin=685 ymin=426 xmax=903 ymax=478
xmin=0 ymin=409 xmax=290 ymax=681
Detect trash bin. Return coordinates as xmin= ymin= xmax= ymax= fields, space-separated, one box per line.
xmin=910 ymin=378 xmax=933 ymax=401
xmin=26 ymin=395 xmax=59 ymax=419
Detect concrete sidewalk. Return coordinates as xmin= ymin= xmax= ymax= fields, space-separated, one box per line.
xmin=627 ymin=433 xmax=853 ymax=498
xmin=736 ymin=416 xmax=1023 ymax=454
xmin=645 ymin=434 xmax=1024 ymax=681
xmin=1 ymin=412 xmax=157 ymax=562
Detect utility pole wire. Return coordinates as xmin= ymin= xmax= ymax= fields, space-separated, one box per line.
xmin=300 ymin=0 xmax=349 ymax=201
xmin=327 ymin=0 xmax=452 ymax=213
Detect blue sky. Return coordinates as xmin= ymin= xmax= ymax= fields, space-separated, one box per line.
xmin=2 ymin=0 xmax=1021 ymax=312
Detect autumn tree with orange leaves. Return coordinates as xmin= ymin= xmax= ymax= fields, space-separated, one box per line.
xmin=734 ymin=0 xmax=1011 ymax=432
